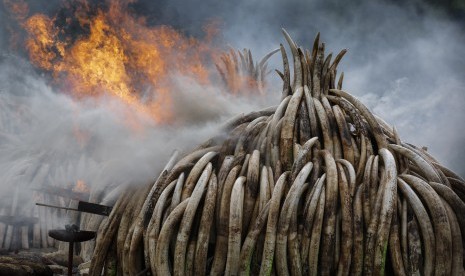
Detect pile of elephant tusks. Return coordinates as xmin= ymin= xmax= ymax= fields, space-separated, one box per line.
xmin=89 ymin=29 xmax=465 ymax=276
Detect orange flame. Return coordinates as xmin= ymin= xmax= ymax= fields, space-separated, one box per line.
xmin=73 ymin=180 xmax=90 ymax=194
xmin=12 ymin=0 xmax=218 ymax=124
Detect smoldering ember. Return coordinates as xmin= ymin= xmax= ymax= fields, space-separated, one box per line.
xmin=1 ymin=0 xmax=465 ymax=276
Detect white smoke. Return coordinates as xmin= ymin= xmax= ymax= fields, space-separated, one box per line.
xmin=0 ymin=54 xmax=272 ymax=214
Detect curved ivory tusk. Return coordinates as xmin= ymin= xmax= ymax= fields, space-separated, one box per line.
xmin=312 ymin=42 xmax=325 ymax=99
xmin=336 ymin=159 xmax=356 ymax=198
xmin=303 ymin=85 xmax=319 ymax=139
xmin=322 ymin=96 xmax=342 ymax=158
xmin=194 ymin=173 xmax=218 ymax=275
xmin=329 ymin=89 xmax=387 ymax=149
xmin=243 ymin=150 xmax=261 ymax=234
xmin=282 ymin=28 xmax=303 ymax=89
xmin=310 ymin=32 xmax=320 ymax=76
xmin=225 ymin=176 xmax=246 ymax=276
xmin=181 ymin=151 xmax=218 ymax=200
xmin=388 ymin=197 xmax=407 ymax=276
xmin=279 ymin=44 xmax=291 ymax=100
xmin=397 ymin=178 xmax=435 ymax=276
xmin=258 ymin=48 xmax=280 ymax=69
xmin=162 ymin=150 xmax=180 ymax=172
xmin=429 ymin=181 xmax=465 ymax=235
xmin=400 ymin=174 xmax=452 ymax=275
xmin=210 ymin=165 xmax=241 ymax=275
xmin=313 ymin=97 xmax=333 ymax=155
xmin=308 ymin=185 xmax=326 ymax=275
xmin=301 ymin=174 xmax=325 ymax=269
xmin=146 ymin=179 xmax=176 ymax=273
xmin=336 ymin=162 xmax=353 ymax=276
xmin=174 ymin=163 xmax=212 ymax=275
xmin=388 ymin=144 xmax=441 ymax=183
xmin=155 ymin=199 xmax=189 ymax=276
xmin=275 ymin=162 xmax=313 ymax=275
xmin=333 ymin=105 xmax=355 ymax=165
xmin=239 ymin=201 xmax=270 ymax=275
xmin=291 ymin=137 xmax=319 ymax=181
xmin=259 ymin=172 xmax=289 ymax=276
xmin=280 ymin=86 xmax=303 ymax=170
xmin=351 ymin=185 xmax=364 ymax=275
xmin=258 ymin=166 xmax=270 ymax=213
xmin=372 ymin=148 xmax=397 ymax=275
xmin=442 ymin=201 xmax=464 ymax=276
xmin=337 ymin=72 xmax=344 ymax=90
xmin=89 ymin=192 xmax=132 ymax=275
xmin=319 ymin=150 xmax=338 ymax=275
xmin=432 ymin=162 xmax=465 ymax=182
xmin=329 ymin=49 xmax=347 ymax=73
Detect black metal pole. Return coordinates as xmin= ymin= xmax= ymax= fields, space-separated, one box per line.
xmin=68 ymin=241 xmax=74 ymax=276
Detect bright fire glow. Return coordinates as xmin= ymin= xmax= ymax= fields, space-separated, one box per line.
xmin=73 ymin=180 xmax=90 ymax=194
xmin=7 ymin=0 xmax=218 ymax=124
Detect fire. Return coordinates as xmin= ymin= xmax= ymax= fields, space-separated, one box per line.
xmin=73 ymin=180 xmax=90 ymax=194
xmin=7 ymin=0 xmax=218 ymax=124
xmin=23 ymin=14 xmax=65 ymax=71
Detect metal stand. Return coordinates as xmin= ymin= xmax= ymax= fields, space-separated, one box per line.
xmin=48 ymin=225 xmax=96 ymax=276
xmin=68 ymin=241 xmax=74 ymax=276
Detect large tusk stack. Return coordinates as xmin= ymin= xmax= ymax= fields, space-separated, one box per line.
xmin=89 ymin=30 xmax=465 ymax=276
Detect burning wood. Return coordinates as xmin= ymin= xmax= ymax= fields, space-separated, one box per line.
xmin=88 ymin=30 xmax=465 ymax=275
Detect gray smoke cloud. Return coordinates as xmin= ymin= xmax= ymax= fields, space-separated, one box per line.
xmin=0 ymin=54 xmax=266 ymax=216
